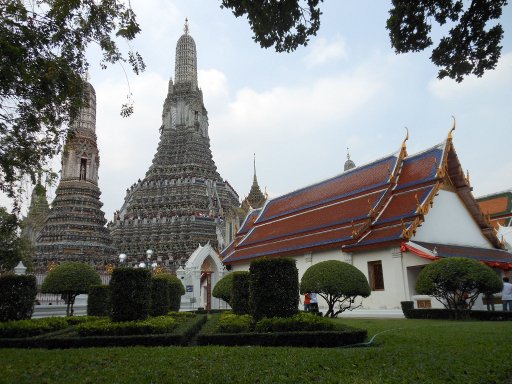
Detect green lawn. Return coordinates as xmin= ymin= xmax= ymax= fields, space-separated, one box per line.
xmin=1 ymin=318 xmax=511 ymax=383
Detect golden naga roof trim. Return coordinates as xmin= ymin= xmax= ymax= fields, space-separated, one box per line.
xmin=447 ymin=116 xmax=456 ymax=141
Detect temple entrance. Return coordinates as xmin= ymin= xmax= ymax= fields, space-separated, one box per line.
xmin=178 ymin=243 xmax=228 ymax=311
xmin=200 ymin=257 xmax=214 ymax=310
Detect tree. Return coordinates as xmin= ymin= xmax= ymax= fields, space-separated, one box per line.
xmin=0 ymin=206 xmax=33 ymax=273
xmin=300 ymin=260 xmax=371 ymax=318
xmin=416 ymin=257 xmax=502 ymax=319
xmin=41 ymin=262 xmax=101 ymax=316
xmin=220 ymin=0 xmax=507 ymax=82
xmin=1 ymin=1 xmax=144 ymax=206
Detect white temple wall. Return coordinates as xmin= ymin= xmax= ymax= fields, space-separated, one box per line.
xmin=414 ymin=189 xmax=493 ymax=248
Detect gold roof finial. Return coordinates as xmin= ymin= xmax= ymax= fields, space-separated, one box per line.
xmin=401 ymin=127 xmax=409 ymax=156
xmin=184 ymin=18 xmax=189 ymax=35
xmin=448 ymin=116 xmax=456 ymax=140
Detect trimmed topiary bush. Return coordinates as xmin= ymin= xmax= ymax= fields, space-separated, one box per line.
xmin=110 ymin=268 xmax=151 ymax=322
xmin=0 ymin=274 xmax=37 ymax=322
xmin=87 ymin=285 xmax=111 ymax=317
xmin=150 ymin=276 xmax=170 ymax=316
xmin=231 ymin=271 xmax=251 ymax=315
xmin=300 ymin=260 xmax=371 ymax=318
xmin=416 ymin=257 xmax=502 ymax=319
xmin=153 ymin=274 xmax=185 ymax=312
xmin=250 ymin=258 xmax=299 ymax=320
xmin=41 ymin=262 xmax=102 ymax=316
xmin=212 ymin=272 xmax=248 ymax=306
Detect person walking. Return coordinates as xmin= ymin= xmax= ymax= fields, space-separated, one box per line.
xmin=502 ymin=277 xmax=512 ymax=311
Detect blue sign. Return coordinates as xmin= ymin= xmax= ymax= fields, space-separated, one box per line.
xmin=186 ymin=285 xmax=193 ymax=292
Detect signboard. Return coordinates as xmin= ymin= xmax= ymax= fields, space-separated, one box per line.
xmin=186 ymin=285 xmax=193 ymax=292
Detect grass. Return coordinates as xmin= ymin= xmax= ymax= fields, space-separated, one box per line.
xmin=1 ymin=318 xmax=511 ymax=383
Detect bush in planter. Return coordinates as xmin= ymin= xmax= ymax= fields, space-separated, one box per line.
xmin=250 ymin=258 xmax=299 ymax=320
xmin=110 ymin=268 xmax=151 ymax=322
xmin=0 ymin=274 xmax=37 ymax=322
xmin=87 ymin=285 xmax=111 ymax=317
xmin=231 ymin=271 xmax=251 ymax=315
xmin=150 ymin=276 xmax=170 ymax=316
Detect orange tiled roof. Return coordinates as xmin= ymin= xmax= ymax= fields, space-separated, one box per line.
xmin=223 ymin=137 xmax=502 ymax=264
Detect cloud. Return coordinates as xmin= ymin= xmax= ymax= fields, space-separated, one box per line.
xmin=428 ymin=52 xmax=512 ymax=101
xmin=198 ymin=69 xmax=229 ymax=112
xmin=213 ymin=67 xmax=384 ymax=136
xmin=303 ymin=36 xmax=348 ymax=67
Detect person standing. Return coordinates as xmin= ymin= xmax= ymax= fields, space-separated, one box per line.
xmin=310 ymin=292 xmax=318 ymax=312
xmin=304 ymin=292 xmax=311 ymax=312
xmin=502 ymin=277 xmax=512 ymax=311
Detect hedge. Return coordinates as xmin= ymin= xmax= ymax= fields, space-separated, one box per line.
xmin=110 ymin=268 xmax=151 ymax=322
xmin=0 ymin=315 xmax=207 ymax=349
xmin=0 ymin=274 xmax=37 ymax=322
xmin=250 ymin=258 xmax=299 ymax=319
xmin=76 ymin=316 xmax=177 ymax=336
xmin=0 ymin=317 xmax=69 ymax=338
xmin=401 ymin=301 xmax=512 ymax=320
xmin=87 ymin=285 xmax=111 ymax=317
xmin=196 ymin=329 xmax=367 ymax=347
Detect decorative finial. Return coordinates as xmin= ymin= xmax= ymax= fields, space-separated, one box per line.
xmin=346 ymin=147 xmax=350 ymax=160
xmin=402 ymin=127 xmax=409 ymax=150
xmin=448 ymin=116 xmax=456 ymax=140
xmin=184 ymin=18 xmax=189 ymax=35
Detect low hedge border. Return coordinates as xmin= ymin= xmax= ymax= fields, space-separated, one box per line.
xmin=0 ymin=315 xmax=207 ymax=349
xmin=401 ymin=301 xmax=512 ymax=320
xmin=196 ymin=329 xmax=367 ymax=347
xmin=197 ymin=314 xmax=367 ymax=347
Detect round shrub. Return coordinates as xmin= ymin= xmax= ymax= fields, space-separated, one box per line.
xmin=250 ymin=258 xmax=299 ymax=320
xmin=42 ymin=262 xmax=101 ymax=316
xmin=87 ymin=285 xmax=111 ymax=317
xmin=231 ymin=271 xmax=251 ymax=315
xmin=416 ymin=257 xmax=502 ymax=318
xmin=0 ymin=274 xmax=37 ymax=321
xmin=110 ymin=267 xmax=151 ymax=322
xmin=300 ymin=260 xmax=371 ymax=317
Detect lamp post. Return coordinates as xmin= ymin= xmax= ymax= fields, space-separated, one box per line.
xmin=118 ymin=251 xmax=158 ymax=271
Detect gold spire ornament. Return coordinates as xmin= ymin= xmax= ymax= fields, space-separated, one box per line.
xmin=448 ymin=116 xmax=456 ymax=140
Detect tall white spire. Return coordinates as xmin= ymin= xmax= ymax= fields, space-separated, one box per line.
xmin=175 ymin=18 xmax=197 ymax=87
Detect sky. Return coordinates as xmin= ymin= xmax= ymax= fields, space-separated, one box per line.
xmin=6 ymin=1 xmax=512 ymax=220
